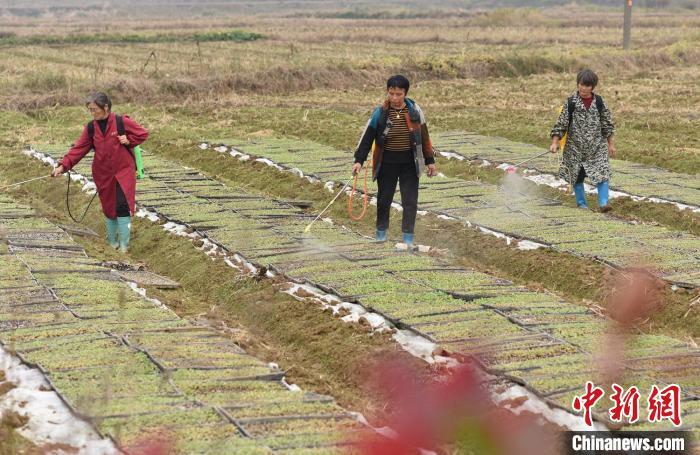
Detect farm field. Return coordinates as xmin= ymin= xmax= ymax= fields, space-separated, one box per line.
xmin=0 ymin=194 xmax=367 ymax=453
xmin=198 ymin=137 xmax=700 ymax=287
xmin=1 ymin=1 xmax=699 ymax=453
xmin=5 ymin=138 xmax=697 ymax=451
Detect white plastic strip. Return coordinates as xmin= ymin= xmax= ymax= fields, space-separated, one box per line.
xmin=439 ymin=150 xmax=700 ymax=214
xmin=0 ymin=347 xmax=116 ymax=454
xmin=26 ymin=147 xmax=605 ymax=433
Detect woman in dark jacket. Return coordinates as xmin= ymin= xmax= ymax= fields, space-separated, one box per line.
xmin=353 ymin=75 xmax=437 ymax=248
xmin=52 ymin=92 xmax=149 ymax=252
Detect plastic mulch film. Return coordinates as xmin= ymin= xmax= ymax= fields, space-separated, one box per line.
xmin=25 ymin=146 xmax=700 ymax=434
xmin=201 ymin=139 xmax=700 ymax=288
xmin=433 ymin=131 xmax=700 ymax=207
xmin=0 ymin=195 xmax=363 ymax=453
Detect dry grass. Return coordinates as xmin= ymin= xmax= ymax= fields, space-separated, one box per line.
xmin=0 ymin=8 xmax=697 ymax=174
xmin=1 ymin=10 xmax=698 ymax=100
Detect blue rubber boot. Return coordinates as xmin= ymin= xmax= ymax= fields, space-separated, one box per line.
xmin=402 ymin=232 xmax=414 ymax=249
xmin=117 ymin=216 xmax=132 ymax=253
xmin=597 ymin=180 xmax=611 ymax=212
xmin=105 ymin=217 xmax=119 ymax=249
xmin=573 ymin=183 xmax=588 ymax=208
xmin=375 ymin=229 xmax=387 ymax=242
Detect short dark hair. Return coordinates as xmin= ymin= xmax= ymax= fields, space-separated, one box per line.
xmin=576 ymin=69 xmax=598 ymax=89
xmin=387 ymin=75 xmax=410 ymax=94
xmin=85 ymin=92 xmax=112 ymax=111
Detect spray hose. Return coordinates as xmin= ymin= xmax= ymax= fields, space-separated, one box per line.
xmin=348 ymin=161 xmax=370 ymax=221
xmin=304 ymin=161 xmax=372 ymax=234
xmin=66 ymin=171 xmax=98 ymax=224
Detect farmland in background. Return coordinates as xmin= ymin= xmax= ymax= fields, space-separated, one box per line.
xmin=1 ymin=5 xmax=698 ymax=172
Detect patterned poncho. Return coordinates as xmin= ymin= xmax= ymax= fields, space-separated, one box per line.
xmin=551 ymin=91 xmax=615 ymax=186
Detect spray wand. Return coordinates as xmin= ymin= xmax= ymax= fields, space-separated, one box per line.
xmin=0 ymin=175 xmax=51 ymax=191
xmin=304 ymin=176 xmax=354 ymax=233
xmin=505 ymin=150 xmax=552 ymax=174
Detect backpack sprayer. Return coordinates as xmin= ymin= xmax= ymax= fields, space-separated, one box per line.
xmin=88 ymin=115 xmax=146 ymax=179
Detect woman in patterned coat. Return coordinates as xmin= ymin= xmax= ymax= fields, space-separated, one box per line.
xmin=549 ymin=69 xmax=616 ymax=212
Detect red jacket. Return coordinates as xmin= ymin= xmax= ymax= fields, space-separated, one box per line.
xmin=60 ymin=113 xmax=148 ymax=218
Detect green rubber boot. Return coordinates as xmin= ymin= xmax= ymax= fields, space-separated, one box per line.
xmin=105 ymin=217 xmax=119 ymax=249
xmin=117 ymin=216 xmax=132 ymax=253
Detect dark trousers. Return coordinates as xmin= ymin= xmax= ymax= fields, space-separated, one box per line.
xmin=116 ymin=183 xmax=130 ymax=217
xmin=376 ymin=162 xmax=419 ymax=234
xmin=575 ymin=167 xmax=587 ymax=185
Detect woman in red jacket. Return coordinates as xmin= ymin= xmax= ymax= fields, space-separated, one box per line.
xmin=52 ymin=92 xmax=149 ymax=253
